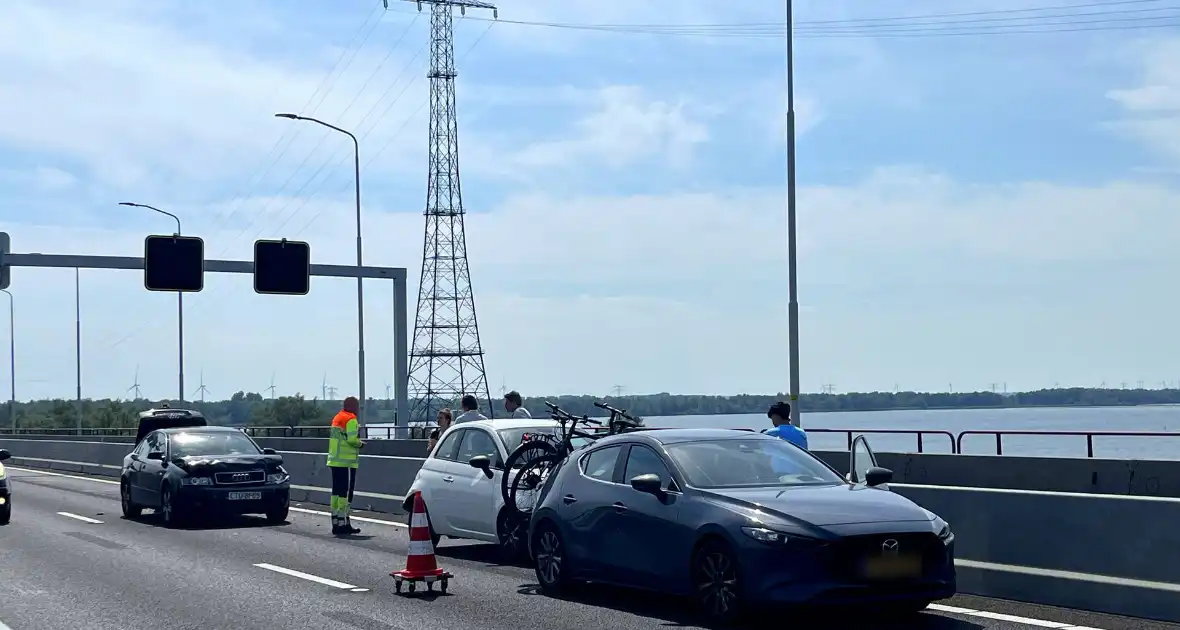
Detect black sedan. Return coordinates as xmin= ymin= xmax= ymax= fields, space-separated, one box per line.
xmin=120 ymin=426 xmax=291 ymax=527
xmin=527 ymin=429 xmax=955 ymax=625
xmin=0 ymin=448 xmax=11 ymax=525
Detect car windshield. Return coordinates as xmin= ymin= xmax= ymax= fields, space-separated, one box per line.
xmin=170 ymin=431 xmax=261 ymax=458
xmin=667 ymin=439 xmax=844 ymax=489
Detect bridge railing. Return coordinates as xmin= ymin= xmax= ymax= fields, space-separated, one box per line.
xmin=4 ymin=425 xmax=1180 ymax=457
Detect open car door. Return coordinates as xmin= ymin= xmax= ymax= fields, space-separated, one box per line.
xmin=135 ymin=408 xmax=207 ymax=445
xmin=848 ymin=435 xmax=891 ymax=490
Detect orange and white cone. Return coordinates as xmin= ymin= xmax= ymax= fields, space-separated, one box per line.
xmin=392 ymin=491 xmax=447 ymax=581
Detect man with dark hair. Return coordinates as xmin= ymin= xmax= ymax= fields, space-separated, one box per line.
xmin=503 ymin=390 xmax=531 ymax=419
xmin=327 ymin=396 xmax=364 ymax=535
xmin=765 ymin=401 xmax=808 ymax=450
xmin=453 ymin=394 xmax=488 ymax=424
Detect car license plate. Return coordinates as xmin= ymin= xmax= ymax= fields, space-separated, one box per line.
xmin=227 ymin=492 xmax=262 ymax=501
xmin=862 ymin=554 xmax=922 ymax=579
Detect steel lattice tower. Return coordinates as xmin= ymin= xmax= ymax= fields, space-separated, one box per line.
xmin=404 ymin=0 xmax=496 ymax=422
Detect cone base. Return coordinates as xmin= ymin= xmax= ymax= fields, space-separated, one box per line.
xmin=391 ymin=568 xmax=449 ymax=580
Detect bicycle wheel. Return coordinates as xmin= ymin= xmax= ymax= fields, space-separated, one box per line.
xmin=501 ymin=440 xmax=559 ymax=510
xmin=508 ymin=453 xmax=563 ymax=515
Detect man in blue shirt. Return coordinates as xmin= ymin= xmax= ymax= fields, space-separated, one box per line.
xmin=764 ymin=401 xmax=808 ymax=450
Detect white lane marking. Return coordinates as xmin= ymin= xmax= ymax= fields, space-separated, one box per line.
xmin=56 ymin=511 xmax=103 ymax=524
xmin=254 ymin=563 xmax=359 ymax=590
xmin=929 ymin=604 xmax=1102 ymax=629
xmin=957 ymin=558 xmax=1180 ymax=593
xmin=0 ymin=618 xmax=13 ymax=630
xmin=289 ymin=506 xmax=407 ymax=528
xmin=7 ymin=467 xmax=119 ymax=485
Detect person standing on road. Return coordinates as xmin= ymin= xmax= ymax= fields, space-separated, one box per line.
xmin=427 ymin=408 xmax=453 ymax=453
xmin=503 ymin=390 xmax=532 ymax=419
xmin=327 ymin=396 xmax=364 ymax=536
xmin=453 ymin=394 xmax=489 ymax=424
xmin=764 ymin=401 xmax=808 ymax=450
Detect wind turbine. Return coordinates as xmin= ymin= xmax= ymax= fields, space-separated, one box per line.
xmin=127 ymin=365 xmax=142 ymax=400
xmin=266 ymin=372 xmax=277 ymax=399
xmin=192 ymin=369 xmax=209 ymax=402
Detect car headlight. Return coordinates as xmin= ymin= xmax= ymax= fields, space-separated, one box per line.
xmin=932 ymin=516 xmax=953 ymax=542
xmin=180 ymin=476 xmax=212 ymax=486
xmin=741 ymin=526 xmax=814 ymax=546
xmin=266 ymin=469 xmax=290 ymax=484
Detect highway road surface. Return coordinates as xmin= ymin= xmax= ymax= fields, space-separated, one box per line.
xmin=1 ymin=466 xmax=1176 ymax=630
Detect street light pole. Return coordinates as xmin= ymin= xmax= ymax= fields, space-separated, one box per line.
xmin=785 ymin=0 xmax=802 ymax=427
xmin=119 ymin=202 xmax=185 ymax=403
xmin=275 ymin=113 xmax=367 ymax=431
xmin=1 ymin=289 xmax=13 ymax=430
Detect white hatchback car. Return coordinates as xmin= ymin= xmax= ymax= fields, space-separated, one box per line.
xmin=406 ymin=418 xmax=574 ymax=561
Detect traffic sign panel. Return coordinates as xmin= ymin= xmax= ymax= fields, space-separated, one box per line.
xmin=0 ymin=231 xmax=10 ymax=290
xmin=253 ymin=239 xmax=311 ymax=295
xmin=144 ymin=235 xmax=204 ymax=292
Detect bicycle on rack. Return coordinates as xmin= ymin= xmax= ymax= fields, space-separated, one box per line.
xmin=500 ymin=401 xmax=644 ymax=515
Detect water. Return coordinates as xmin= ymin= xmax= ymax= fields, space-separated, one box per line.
xmin=639 ymin=406 xmax=1180 ymax=460
xmin=371 ymin=405 xmax=1180 ymax=459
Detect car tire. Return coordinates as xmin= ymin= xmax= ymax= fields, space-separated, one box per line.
xmin=496 ymin=508 xmax=530 ymax=564
xmin=0 ymin=499 xmax=10 ymax=525
xmin=532 ymin=520 xmax=574 ymax=595
xmin=406 ymin=504 xmax=441 ymax=548
xmin=120 ymin=479 xmax=142 ymax=518
xmin=881 ymin=600 xmax=931 ymax=617
xmin=159 ymin=485 xmax=183 ymax=528
xmin=692 ymin=538 xmax=744 ymax=626
xmin=265 ymin=501 xmax=289 ymax=524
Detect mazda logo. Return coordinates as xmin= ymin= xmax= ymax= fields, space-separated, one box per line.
xmin=882 ymin=539 xmax=900 ymax=554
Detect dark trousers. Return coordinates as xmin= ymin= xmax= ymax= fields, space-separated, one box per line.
xmin=331 ymin=466 xmax=357 ymax=502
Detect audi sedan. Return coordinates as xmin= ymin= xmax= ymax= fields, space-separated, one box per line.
xmin=120 ymin=426 xmax=291 ymax=527
xmin=527 ymin=429 xmax=955 ymax=625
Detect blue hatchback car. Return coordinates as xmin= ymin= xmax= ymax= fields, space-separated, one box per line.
xmin=527 ymin=429 xmax=955 ymax=624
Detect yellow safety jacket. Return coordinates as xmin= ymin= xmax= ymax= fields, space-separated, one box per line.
xmin=327 ymin=410 xmax=361 ymax=468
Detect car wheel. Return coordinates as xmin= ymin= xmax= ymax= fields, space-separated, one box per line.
xmin=159 ymin=486 xmax=182 ymax=528
xmin=265 ymin=501 xmax=289 ymax=524
xmin=497 ymin=508 xmax=531 ymax=564
xmin=0 ymin=499 xmax=10 ymax=525
xmin=120 ymin=479 xmax=142 ymax=518
xmin=532 ymin=520 xmax=574 ymax=594
xmin=692 ymin=539 xmax=743 ymax=625
xmin=406 ymin=503 xmax=441 ymax=548
xmin=881 ymin=600 xmax=931 ymax=617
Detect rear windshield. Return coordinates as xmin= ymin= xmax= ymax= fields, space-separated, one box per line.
xmin=170 ymin=431 xmax=261 ymax=459
xmin=497 ymin=427 xmax=594 ymax=463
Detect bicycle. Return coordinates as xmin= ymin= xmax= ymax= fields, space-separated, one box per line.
xmin=500 ymin=401 xmax=644 ymax=514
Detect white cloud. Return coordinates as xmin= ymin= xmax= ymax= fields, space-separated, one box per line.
xmin=1107 ymin=38 xmax=1180 ymax=164
xmin=0 ymin=167 xmax=77 ymax=192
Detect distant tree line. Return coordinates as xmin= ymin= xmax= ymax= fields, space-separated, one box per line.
xmin=1 ymin=387 xmax=1178 ymax=430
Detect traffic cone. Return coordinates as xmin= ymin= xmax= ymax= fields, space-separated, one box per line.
xmin=392 ymin=491 xmax=446 ymax=580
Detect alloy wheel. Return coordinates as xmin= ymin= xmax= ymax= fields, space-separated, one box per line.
xmin=696 ymin=550 xmax=738 ymax=619
xmin=536 ymin=529 xmax=563 ymax=585
xmin=161 ymin=489 xmax=173 ymax=523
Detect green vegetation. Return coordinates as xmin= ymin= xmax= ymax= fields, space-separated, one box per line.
xmin=0 ymin=387 xmax=1177 ymax=430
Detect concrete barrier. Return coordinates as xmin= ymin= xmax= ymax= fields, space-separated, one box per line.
xmin=4 ymin=437 xmax=1180 ymax=623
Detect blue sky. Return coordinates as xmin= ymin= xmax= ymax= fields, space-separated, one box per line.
xmin=1 ymin=0 xmax=1179 ymax=400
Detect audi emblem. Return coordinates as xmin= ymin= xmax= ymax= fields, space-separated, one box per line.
xmin=232 ymin=473 xmax=249 ymax=479
xmin=882 ymin=539 xmax=900 ymax=554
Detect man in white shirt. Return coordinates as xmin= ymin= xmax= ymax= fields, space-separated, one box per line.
xmin=453 ymin=394 xmax=489 ymax=424
xmin=504 ymin=390 xmax=532 ymax=419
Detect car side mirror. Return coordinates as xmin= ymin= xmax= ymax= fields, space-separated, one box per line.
xmin=469 ymin=455 xmax=494 ymax=479
xmin=146 ymin=451 xmax=165 ymax=461
xmin=865 ymin=467 xmax=893 ymax=487
xmin=630 ymin=473 xmax=664 ymax=496
xmin=262 ymin=448 xmax=277 ymax=455
xmin=0 ymin=449 xmax=10 ymax=461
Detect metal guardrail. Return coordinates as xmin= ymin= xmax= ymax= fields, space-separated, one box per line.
xmin=955 ymin=429 xmax=1180 ymax=458
xmin=4 ymin=426 xmax=1180 ymax=457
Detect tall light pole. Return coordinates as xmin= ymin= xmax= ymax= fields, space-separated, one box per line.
xmin=75 ymin=268 xmax=82 ymax=433
xmin=1 ymin=289 xmax=13 ymax=430
xmin=119 ymin=201 xmax=185 ymax=403
xmin=785 ymin=0 xmax=802 ymax=427
xmin=275 ymin=113 xmax=367 ymax=430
